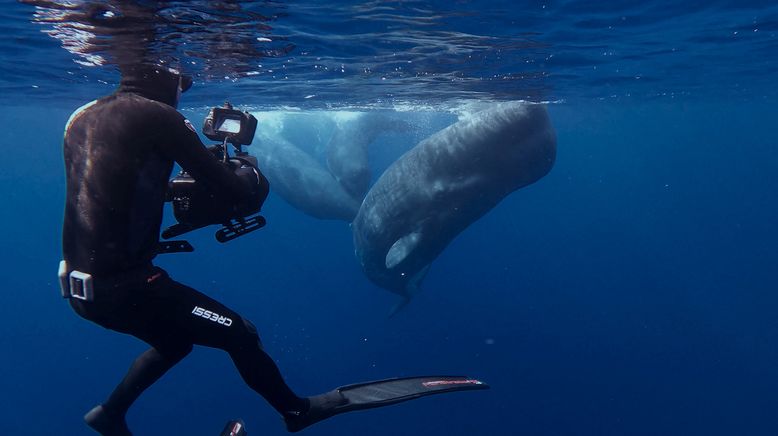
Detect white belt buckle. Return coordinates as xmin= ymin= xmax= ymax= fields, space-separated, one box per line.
xmin=68 ymin=270 xmax=94 ymax=301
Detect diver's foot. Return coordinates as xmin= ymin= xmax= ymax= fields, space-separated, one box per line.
xmin=284 ymin=390 xmax=348 ymax=433
xmin=84 ymin=405 xmax=132 ymax=436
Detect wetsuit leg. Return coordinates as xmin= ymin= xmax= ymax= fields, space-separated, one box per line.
xmin=83 ymin=346 xmax=191 ymax=436
xmin=104 ymin=346 xmax=192 ymax=416
xmin=152 ymin=277 xmax=308 ymax=415
xmin=70 ymin=269 xmax=307 ymax=422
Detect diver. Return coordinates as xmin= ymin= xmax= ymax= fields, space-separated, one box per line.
xmin=60 ymin=64 xmax=487 ymax=436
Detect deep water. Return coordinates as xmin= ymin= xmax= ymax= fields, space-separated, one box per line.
xmin=1 ymin=98 xmax=777 ymax=435
xmin=4 ymin=0 xmax=778 ymax=434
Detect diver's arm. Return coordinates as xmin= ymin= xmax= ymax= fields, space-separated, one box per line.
xmin=159 ymin=110 xmax=252 ymax=201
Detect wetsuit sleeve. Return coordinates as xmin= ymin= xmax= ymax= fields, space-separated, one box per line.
xmin=157 ymin=110 xmax=251 ymax=201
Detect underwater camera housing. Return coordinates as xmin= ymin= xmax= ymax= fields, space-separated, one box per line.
xmin=161 ymin=102 xmax=266 ymax=254
xmin=202 ymin=102 xmax=258 ymax=147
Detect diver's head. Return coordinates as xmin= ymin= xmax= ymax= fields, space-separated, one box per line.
xmin=119 ymin=64 xmax=192 ymax=107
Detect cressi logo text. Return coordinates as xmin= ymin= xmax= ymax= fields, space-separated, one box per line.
xmin=191 ymin=306 xmax=233 ymax=327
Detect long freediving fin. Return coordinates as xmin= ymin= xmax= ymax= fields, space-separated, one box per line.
xmin=219 ymin=419 xmax=247 ymax=436
xmin=285 ymin=375 xmax=489 ymax=432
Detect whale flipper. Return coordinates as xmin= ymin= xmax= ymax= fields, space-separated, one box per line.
xmin=385 ymin=232 xmax=422 ymax=269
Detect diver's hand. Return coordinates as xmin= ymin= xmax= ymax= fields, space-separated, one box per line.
xmin=229 ymin=159 xmax=269 ymax=219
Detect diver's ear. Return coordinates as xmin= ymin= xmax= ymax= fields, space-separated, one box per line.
xmin=181 ymin=75 xmax=193 ymax=92
xmin=174 ymin=74 xmax=192 ymax=108
xmin=174 ymin=75 xmax=183 ymax=109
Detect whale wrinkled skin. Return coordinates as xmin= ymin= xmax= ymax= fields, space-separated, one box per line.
xmin=252 ymin=111 xmax=409 ymax=221
xmin=352 ymin=102 xmax=557 ymax=300
xmin=326 ymin=112 xmax=410 ymax=201
xmin=253 ymin=132 xmax=361 ymax=221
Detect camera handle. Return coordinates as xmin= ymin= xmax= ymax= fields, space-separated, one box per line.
xmin=160 ymin=214 xmax=266 ymax=248
xmin=216 ymin=214 xmax=266 ymax=242
xmin=160 ymin=140 xmax=266 ymax=250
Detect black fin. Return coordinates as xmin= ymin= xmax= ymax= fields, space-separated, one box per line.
xmin=219 ymin=419 xmax=247 ymax=436
xmin=285 ymin=375 xmax=489 ymax=432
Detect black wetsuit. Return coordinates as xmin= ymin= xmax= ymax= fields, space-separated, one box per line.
xmin=62 ymin=67 xmax=307 ymax=434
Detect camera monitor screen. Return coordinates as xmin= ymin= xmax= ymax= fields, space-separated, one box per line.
xmin=216 ymin=117 xmax=242 ymax=134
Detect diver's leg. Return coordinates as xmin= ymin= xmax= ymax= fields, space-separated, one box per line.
xmin=70 ymin=271 xmax=194 ymax=435
xmin=227 ymin=331 xmax=310 ymax=414
xmin=106 ymin=346 xmax=192 ymax=414
xmin=154 ymin=279 xmax=351 ymax=431
xmin=86 ymin=344 xmax=192 ymax=431
xmin=84 ymin=346 xmax=190 ymax=435
xmin=161 ymin=278 xmax=309 ymax=416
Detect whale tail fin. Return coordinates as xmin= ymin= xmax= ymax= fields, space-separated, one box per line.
xmin=388 ymin=297 xmax=412 ymax=318
xmin=386 ymin=264 xmax=430 ymax=318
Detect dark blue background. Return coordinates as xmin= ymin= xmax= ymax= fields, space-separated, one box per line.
xmin=1 ymin=99 xmax=776 ymax=435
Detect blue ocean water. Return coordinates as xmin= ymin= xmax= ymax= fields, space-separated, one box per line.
xmin=2 ymin=1 xmax=777 ymax=435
